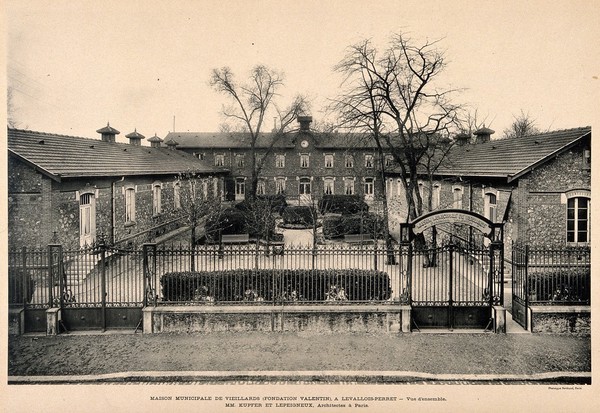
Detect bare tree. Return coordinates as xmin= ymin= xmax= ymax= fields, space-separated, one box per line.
xmin=502 ymin=110 xmax=540 ymax=139
xmin=7 ymin=86 xmax=21 ymax=128
xmin=177 ymin=171 xmax=223 ymax=270
xmin=210 ymin=65 xmax=308 ymax=200
xmin=333 ymin=33 xmax=462 ymax=253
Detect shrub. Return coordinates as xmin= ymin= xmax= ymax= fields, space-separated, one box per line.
xmin=319 ymin=195 xmax=368 ymax=215
xmin=282 ymin=206 xmax=315 ymax=226
xmin=323 ymin=212 xmax=385 ymax=239
xmin=528 ymin=269 xmax=590 ymax=304
xmin=205 ymin=208 xmax=247 ymax=239
xmin=160 ymin=269 xmax=392 ymax=303
xmin=234 ymin=194 xmax=287 ymax=215
xmin=9 ymin=268 xmax=34 ymax=305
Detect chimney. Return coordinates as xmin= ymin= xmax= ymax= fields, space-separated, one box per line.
xmin=473 ymin=127 xmax=495 ymax=144
xmin=96 ymin=122 xmax=120 ymax=143
xmin=297 ymin=116 xmax=312 ymax=132
xmin=454 ymin=132 xmax=471 ymax=146
xmin=125 ymin=129 xmax=145 ymax=146
xmin=147 ymin=133 xmax=163 ymax=148
xmin=164 ymin=136 xmax=179 ymax=150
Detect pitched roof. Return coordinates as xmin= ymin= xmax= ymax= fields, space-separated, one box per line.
xmin=439 ymin=126 xmax=591 ymax=180
xmin=164 ymin=130 xmax=378 ymax=150
xmin=8 ymin=128 xmax=225 ymax=181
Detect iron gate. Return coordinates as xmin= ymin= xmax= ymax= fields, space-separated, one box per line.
xmin=410 ymin=242 xmax=503 ymax=329
xmin=511 ymin=244 xmax=528 ymax=329
xmin=57 ymin=242 xmax=145 ymax=331
xmin=400 ymin=209 xmax=504 ymax=330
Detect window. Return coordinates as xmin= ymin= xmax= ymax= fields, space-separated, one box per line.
xmin=275 ymin=177 xmax=286 ymax=194
xmin=300 ymin=154 xmax=310 ymax=168
xmin=567 ymin=197 xmax=590 ymax=243
xmin=324 ymin=154 xmax=334 ymax=168
xmin=276 ymin=154 xmax=285 ymax=168
xmin=153 ymin=183 xmax=162 ymax=215
xmin=583 ymin=148 xmax=591 ymax=170
xmin=215 ymin=154 xmax=224 ymax=167
xmin=344 ymin=178 xmax=355 ymax=195
xmin=235 ymin=178 xmax=245 ymax=200
xmin=299 ymin=177 xmax=311 ymax=195
xmin=484 ymin=192 xmax=497 ymax=222
xmin=213 ymin=177 xmax=219 ymax=198
xmin=432 ymin=184 xmax=441 ymax=210
xmin=364 ymin=177 xmax=374 ymax=198
xmin=453 ymin=187 xmax=463 ymax=209
xmin=365 ymin=154 xmax=374 ymax=168
xmin=236 ymin=154 xmax=245 ymax=168
xmin=323 ymin=178 xmax=334 ymax=195
xmin=384 ymin=154 xmax=394 ymax=168
xmin=202 ymin=180 xmax=209 ymax=199
xmin=197 ymin=153 xmax=205 ymax=160
xmin=173 ymin=183 xmax=181 ymax=210
xmin=125 ymin=187 xmax=136 ymax=221
xmin=79 ymin=192 xmax=96 ymax=247
xmin=345 ymin=155 xmax=354 ymax=168
xmin=257 ymin=180 xmax=266 ymax=195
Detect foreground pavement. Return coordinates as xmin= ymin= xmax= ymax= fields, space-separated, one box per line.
xmin=8 ymin=331 xmax=590 ymax=384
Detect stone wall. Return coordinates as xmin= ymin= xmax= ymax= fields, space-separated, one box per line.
xmin=530 ymin=306 xmax=591 ymax=334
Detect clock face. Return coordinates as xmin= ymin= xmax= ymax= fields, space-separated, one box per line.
xmin=301 ymin=140 xmax=309 ymax=148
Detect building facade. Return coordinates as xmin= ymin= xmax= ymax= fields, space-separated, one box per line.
xmin=8 ymin=125 xmax=226 ymax=249
xmin=165 ymin=116 xmax=384 ymax=205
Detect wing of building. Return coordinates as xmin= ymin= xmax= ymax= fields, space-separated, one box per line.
xmin=8 ymin=125 xmax=227 ymax=249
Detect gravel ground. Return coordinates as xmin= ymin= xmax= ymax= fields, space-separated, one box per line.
xmin=8 ymin=332 xmax=590 ymax=377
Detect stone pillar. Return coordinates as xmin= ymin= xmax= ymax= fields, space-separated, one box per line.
xmin=401 ymin=307 xmax=411 ymax=332
xmin=142 ymin=307 xmax=154 ymax=334
xmin=46 ymin=308 xmax=61 ymax=335
xmin=493 ymin=306 xmax=506 ymax=334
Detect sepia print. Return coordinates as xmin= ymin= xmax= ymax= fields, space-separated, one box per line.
xmin=3 ymin=1 xmax=598 ymax=412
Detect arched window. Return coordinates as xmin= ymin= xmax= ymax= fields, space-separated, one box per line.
xmin=125 ymin=187 xmax=136 ymax=221
xmin=567 ymin=196 xmax=590 ymax=243
xmin=484 ymin=192 xmax=497 ymax=222
xmin=152 ymin=183 xmax=162 ymax=215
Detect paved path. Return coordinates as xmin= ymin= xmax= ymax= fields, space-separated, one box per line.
xmin=9 ymin=331 xmax=590 ymax=382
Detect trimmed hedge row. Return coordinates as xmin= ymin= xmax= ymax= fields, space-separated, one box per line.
xmin=9 ymin=268 xmax=34 ymax=304
xmin=528 ymin=269 xmax=590 ymax=303
xmin=319 ymin=195 xmax=368 ymax=215
xmin=323 ymin=213 xmax=385 ymax=239
xmin=160 ymin=269 xmax=392 ymax=303
xmin=235 ymin=194 xmax=288 ymax=215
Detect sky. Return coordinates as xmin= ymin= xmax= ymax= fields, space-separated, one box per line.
xmin=4 ymin=0 xmax=600 ymax=143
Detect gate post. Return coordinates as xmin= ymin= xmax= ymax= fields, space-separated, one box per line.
xmin=98 ymin=237 xmax=107 ymax=332
xmin=143 ymin=243 xmax=158 ymax=307
xmin=47 ymin=244 xmax=63 ymax=335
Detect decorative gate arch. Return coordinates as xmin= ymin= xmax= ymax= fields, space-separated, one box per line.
xmin=400 ymin=209 xmax=504 ymax=330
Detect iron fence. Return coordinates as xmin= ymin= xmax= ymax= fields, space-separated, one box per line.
xmin=512 ymin=244 xmax=590 ymax=305
xmin=144 ymin=242 xmax=410 ymax=305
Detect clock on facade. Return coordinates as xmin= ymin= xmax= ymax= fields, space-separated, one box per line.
xmin=300 ymin=140 xmax=309 ymax=148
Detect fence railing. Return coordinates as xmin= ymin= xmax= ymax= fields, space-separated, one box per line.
xmin=512 ymin=244 xmax=590 ymax=305
xmin=145 ymin=242 xmax=410 ymax=306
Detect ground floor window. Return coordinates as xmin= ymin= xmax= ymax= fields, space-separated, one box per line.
xmin=275 ymin=177 xmax=286 ymax=194
xmin=257 ymin=180 xmax=266 ymax=195
xmin=235 ymin=178 xmax=246 ymax=200
xmin=344 ymin=178 xmax=355 ymax=195
xmin=484 ymin=192 xmax=497 ymax=222
xmin=125 ymin=187 xmax=136 ymax=221
xmin=323 ymin=178 xmax=334 ymax=195
xmin=567 ymin=196 xmax=590 ymax=243
xmin=153 ymin=183 xmax=162 ymax=215
xmin=364 ymin=178 xmax=374 ymax=198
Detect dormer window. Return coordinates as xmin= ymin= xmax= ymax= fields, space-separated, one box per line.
xmin=215 ymin=154 xmax=225 ymax=167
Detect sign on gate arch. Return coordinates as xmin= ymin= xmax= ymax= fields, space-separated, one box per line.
xmin=400 ymin=209 xmax=503 ymax=244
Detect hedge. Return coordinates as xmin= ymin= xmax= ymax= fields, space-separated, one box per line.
xmin=160 ymin=269 xmax=392 ymax=303
xmin=319 ymin=195 xmax=368 ymax=215
xmin=323 ymin=213 xmax=385 ymax=239
xmin=235 ymin=195 xmax=288 ymax=215
xmin=528 ymin=269 xmax=590 ymax=304
xmin=282 ymin=206 xmax=315 ymax=226
xmin=9 ymin=268 xmax=34 ymax=305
